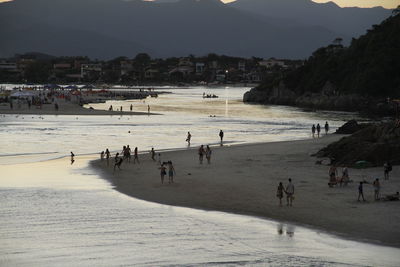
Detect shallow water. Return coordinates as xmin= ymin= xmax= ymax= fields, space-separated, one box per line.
xmin=2 ymin=86 xmax=398 ymax=266
xmin=1 ymin=157 xmax=400 ymax=267
xmin=0 ymin=87 xmax=364 ymax=165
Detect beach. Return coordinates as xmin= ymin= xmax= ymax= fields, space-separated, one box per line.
xmin=0 ymin=100 xmax=153 ymax=116
xmin=92 ymin=135 xmax=400 ymax=248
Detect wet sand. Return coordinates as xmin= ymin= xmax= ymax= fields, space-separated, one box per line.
xmin=91 ymin=135 xmax=400 ymax=248
xmin=0 ymin=101 xmax=153 ymax=115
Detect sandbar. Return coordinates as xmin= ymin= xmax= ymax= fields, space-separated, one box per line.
xmin=91 ymin=136 xmax=400 ymax=247
xmin=0 ymin=101 xmax=154 ymax=116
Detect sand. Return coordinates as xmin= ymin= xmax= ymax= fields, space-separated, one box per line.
xmin=0 ymin=101 xmax=153 ymax=116
xmin=91 ymin=135 xmax=400 ymax=248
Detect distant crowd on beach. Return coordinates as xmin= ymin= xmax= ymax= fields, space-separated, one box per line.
xmin=96 ymin=129 xmax=226 ymax=185
xmin=73 ymin=120 xmax=398 ymax=207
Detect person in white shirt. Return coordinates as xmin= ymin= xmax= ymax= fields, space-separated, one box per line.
xmin=285 ymin=178 xmax=295 ymax=206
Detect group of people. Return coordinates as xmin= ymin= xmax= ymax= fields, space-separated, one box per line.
xmin=312 ymin=121 xmax=329 ymax=138
xmin=328 ymin=165 xmax=350 ymax=187
xmin=100 ymin=145 xmax=140 ymax=171
xmin=276 ymin=178 xmax=295 ymax=206
xmin=327 ymin=162 xmax=397 ymax=202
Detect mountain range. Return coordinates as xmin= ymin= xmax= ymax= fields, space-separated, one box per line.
xmin=0 ymin=0 xmax=392 ymax=59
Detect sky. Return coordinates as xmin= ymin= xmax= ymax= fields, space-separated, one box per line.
xmin=0 ymin=0 xmax=398 ymax=9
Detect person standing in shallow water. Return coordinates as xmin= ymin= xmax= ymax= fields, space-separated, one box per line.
xmin=325 ymin=121 xmax=329 ymax=135
xmin=70 ymin=151 xmax=75 ymax=165
xmin=311 ymin=124 xmax=316 ymax=138
xmin=276 ymin=182 xmax=284 ymax=206
xmin=316 ymin=123 xmax=321 ymax=137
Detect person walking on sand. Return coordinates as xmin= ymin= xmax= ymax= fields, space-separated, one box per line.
xmin=100 ymin=151 xmax=105 ymax=161
xmin=147 ymin=105 xmax=150 ymax=114
xmin=150 ymin=147 xmax=156 ymax=161
xmin=219 ymin=130 xmax=224 ymax=144
xmin=373 ymin=178 xmax=381 ymax=201
xmin=133 ymin=147 xmax=139 ymax=164
xmin=198 ymin=145 xmax=205 ymax=164
xmin=325 ymin=121 xmax=329 ymax=135
xmin=168 ymin=161 xmax=176 ymax=183
xmin=358 ymin=182 xmax=366 ymax=202
xmin=316 ymin=123 xmax=321 ymax=137
xmin=311 ymin=124 xmax=316 ymax=138
xmin=105 ymin=148 xmax=110 ymax=166
xmin=159 ymin=164 xmax=167 ymax=184
xmin=277 ymin=182 xmax=284 ymax=206
xmin=384 ymin=161 xmax=392 ymax=180
xmin=186 ymin=132 xmax=192 ymax=146
xmin=285 ymin=178 xmax=294 ymax=206
xmin=205 ymin=145 xmax=212 ymax=164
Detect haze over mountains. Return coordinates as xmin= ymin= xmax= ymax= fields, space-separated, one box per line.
xmin=0 ymin=0 xmax=391 ymax=59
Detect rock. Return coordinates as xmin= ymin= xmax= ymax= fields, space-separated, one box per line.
xmin=316 ymin=122 xmax=400 ymax=167
xmin=335 ymin=120 xmax=364 ymax=134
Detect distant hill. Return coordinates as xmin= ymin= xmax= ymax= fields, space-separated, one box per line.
xmin=229 ymin=0 xmax=391 ymax=38
xmin=244 ymin=13 xmax=400 ymax=113
xmin=0 ymin=0 xmax=391 ymax=59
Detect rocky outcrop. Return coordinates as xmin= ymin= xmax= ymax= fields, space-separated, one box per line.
xmin=243 ymin=83 xmax=394 ymax=115
xmin=316 ymin=122 xmax=400 ymax=167
xmin=335 ymin=120 xmax=369 ymax=134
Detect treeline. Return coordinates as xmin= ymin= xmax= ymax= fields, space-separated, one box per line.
xmin=257 ymin=12 xmax=400 ymax=98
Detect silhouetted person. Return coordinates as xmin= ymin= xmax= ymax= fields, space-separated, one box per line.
xmin=316 ymin=123 xmax=321 ymax=137
xmin=70 ymin=151 xmax=75 ymax=165
xmin=324 ymin=121 xmax=329 ymax=135
xmin=133 ymin=147 xmax=139 ymax=164
xmin=186 ymin=132 xmax=191 ymax=146
xmin=311 ymin=124 xmax=316 ymax=138
xmin=219 ymin=130 xmax=224 ymax=144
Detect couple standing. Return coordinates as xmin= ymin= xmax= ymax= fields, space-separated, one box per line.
xmin=276 ymin=179 xmax=295 ymax=206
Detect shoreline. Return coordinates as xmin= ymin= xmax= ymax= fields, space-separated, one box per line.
xmin=90 ymin=136 xmax=400 ymax=248
xmin=0 ymin=101 xmax=156 ymax=116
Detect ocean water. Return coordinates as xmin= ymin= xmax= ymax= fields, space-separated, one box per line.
xmin=1 ymin=86 xmax=399 ymax=266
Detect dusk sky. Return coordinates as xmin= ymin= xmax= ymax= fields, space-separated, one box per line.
xmin=0 ymin=0 xmax=398 ymax=9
